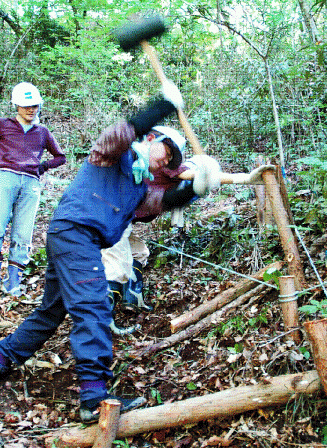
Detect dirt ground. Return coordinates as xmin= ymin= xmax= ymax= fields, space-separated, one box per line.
xmin=1 ymin=163 xmax=327 ymax=448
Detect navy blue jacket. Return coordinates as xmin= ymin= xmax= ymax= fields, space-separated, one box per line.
xmin=50 ymin=151 xmax=147 ymax=248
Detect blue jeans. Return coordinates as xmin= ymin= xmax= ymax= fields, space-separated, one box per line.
xmin=0 ymin=222 xmax=114 ymax=402
xmin=0 ymin=170 xmax=41 ymax=267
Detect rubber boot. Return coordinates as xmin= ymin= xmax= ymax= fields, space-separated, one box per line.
xmin=107 ymin=281 xmax=122 ymax=309
xmin=2 ymin=264 xmax=24 ymax=297
xmin=122 ymin=260 xmax=153 ymax=312
xmin=107 ymin=282 xmax=141 ymax=335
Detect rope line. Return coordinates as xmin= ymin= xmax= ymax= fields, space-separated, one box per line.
xmin=151 ymin=241 xmax=327 ymax=297
xmin=150 ymin=241 xmax=278 ymax=289
xmin=292 ymin=226 xmax=327 ymax=298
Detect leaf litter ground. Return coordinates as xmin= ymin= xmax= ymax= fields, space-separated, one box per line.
xmin=1 ymin=164 xmax=327 ymax=448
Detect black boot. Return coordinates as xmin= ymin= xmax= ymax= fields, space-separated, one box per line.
xmin=122 ymin=260 xmax=153 ymax=312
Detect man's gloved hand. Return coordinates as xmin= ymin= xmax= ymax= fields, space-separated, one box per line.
xmin=232 ymin=165 xmax=276 ymax=185
xmin=191 ymin=155 xmax=222 ymax=197
xmin=128 ymin=97 xmax=176 ymax=137
xmin=161 ymin=79 xmax=184 ymax=109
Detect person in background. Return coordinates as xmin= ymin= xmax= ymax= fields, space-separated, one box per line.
xmin=0 ymin=82 xmax=66 ymax=296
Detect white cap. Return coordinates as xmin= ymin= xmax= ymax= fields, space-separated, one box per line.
xmin=151 ymin=126 xmax=186 ymax=169
xmin=11 ymin=82 xmax=43 ymax=107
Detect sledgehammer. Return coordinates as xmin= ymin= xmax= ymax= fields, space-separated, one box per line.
xmin=113 ymin=15 xmax=204 ymax=155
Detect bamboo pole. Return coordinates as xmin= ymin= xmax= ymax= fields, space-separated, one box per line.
xmin=278 ymin=276 xmax=301 ymax=344
xmin=303 ymin=318 xmax=327 ymax=395
xmin=262 ymin=169 xmax=306 ymax=290
xmin=92 ymin=399 xmax=121 ymax=448
xmin=44 ymin=370 xmax=320 ymax=448
xmin=170 ymin=261 xmax=282 ymax=333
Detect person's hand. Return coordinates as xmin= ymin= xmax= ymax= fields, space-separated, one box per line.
xmin=191 ymin=155 xmax=222 ymax=196
xmin=232 ymin=165 xmax=276 ymax=185
xmin=161 ymin=79 xmax=184 ymax=109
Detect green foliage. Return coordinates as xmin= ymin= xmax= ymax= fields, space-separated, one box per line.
xmin=150 ymin=388 xmax=162 ymax=404
xmin=25 ymin=248 xmax=47 ymax=274
xmin=186 ymin=381 xmax=197 ymax=390
xmin=227 ymin=343 xmax=244 ymax=354
xmin=322 ymin=424 xmax=327 ymax=445
xmin=263 ymin=267 xmax=282 ymax=289
xmin=298 ymin=346 xmax=311 ymax=360
xmin=299 ymin=299 xmax=327 ymax=318
xmin=297 ymin=156 xmax=327 ymax=198
xmin=216 ymin=306 xmax=270 ymax=336
xmin=113 ymin=440 xmax=131 ymax=448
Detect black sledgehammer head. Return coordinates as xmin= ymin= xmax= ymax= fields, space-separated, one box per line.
xmin=114 ymin=15 xmax=167 ymax=52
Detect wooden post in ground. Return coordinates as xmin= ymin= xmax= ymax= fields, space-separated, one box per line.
xmin=254 ymin=156 xmax=274 ymax=232
xmin=303 ymin=318 xmax=327 ymax=395
xmin=278 ymin=276 xmax=301 ymax=344
xmin=262 ymin=169 xmax=306 ymax=291
xmin=92 ymin=399 xmax=121 ymax=448
xmin=43 ymin=370 xmax=320 ymax=448
xmin=276 ymin=165 xmax=295 ymax=226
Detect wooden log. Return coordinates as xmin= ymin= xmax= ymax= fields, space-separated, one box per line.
xmin=92 ymin=399 xmax=121 ymax=448
xmin=170 ymin=261 xmax=282 ymax=333
xmin=278 ymin=276 xmax=301 ymax=344
xmin=135 ymin=283 xmax=267 ymax=358
xmin=262 ymin=169 xmax=306 ymax=290
xmin=44 ymin=370 xmax=320 ymax=448
xmin=303 ymin=318 xmax=327 ymax=395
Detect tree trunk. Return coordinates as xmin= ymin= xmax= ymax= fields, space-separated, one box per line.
xmin=297 ymin=0 xmax=320 ymax=44
xmin=264 ymin=60 xmax=286 ymax=170
xmin=44 ymin=370 xmax=320 ymax=448
xmin=170 ymin=261 xmax=282 ymax=333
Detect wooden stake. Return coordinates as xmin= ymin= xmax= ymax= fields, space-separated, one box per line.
xmin=92 ymin=399 xmax=121 ymax=448
xmin=254 ymin=156 xmax=274 ymax=232
xmin=44 ymin=370 xmax=320 ymax=448
xmin=303 ymin=318 xmax=327 ymax=395
xmin=278 ymin=276 xmax=301 ymax=344
xmin=170 ymin=261 xmax=282 ymax=333
xmin=276 ymin=165 xmax=295 ymax=226
xmin=262 ymin=169 xmax=306 ymax=290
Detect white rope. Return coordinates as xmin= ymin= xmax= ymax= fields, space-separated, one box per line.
xmin=279 ymin=292 xmax=299 ymax=303
xmin=292 ymin=226 xmax=327 ymax=298
xmin=152 ymin=231 xmax=327 ymax=298
xmin=151 ymin=242 xmax=278 ymax=289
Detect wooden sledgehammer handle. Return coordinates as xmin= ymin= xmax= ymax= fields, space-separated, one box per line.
xmin=141 ymin=40 xmax=204 ymax=155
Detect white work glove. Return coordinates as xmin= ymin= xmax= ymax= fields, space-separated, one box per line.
xmin=161 ymin=79 xmax=184 ymax=109
xmin=191 ymin=155 xmax=222 ymax=197
xmin=232 ymin=165 xmax=276 ymax=185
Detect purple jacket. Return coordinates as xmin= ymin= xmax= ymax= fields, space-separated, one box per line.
xmin=0 ymin=118 xmax=66 ymax=178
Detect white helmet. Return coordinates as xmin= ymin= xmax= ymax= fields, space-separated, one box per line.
xmin=151 ymin=125 xmax=186 ymax=169
xmin=11 ymin=82 xmax=43 ymax=107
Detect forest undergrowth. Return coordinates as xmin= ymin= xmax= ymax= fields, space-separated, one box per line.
xmin=1 ymin=160 xmax=327 ymax=448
